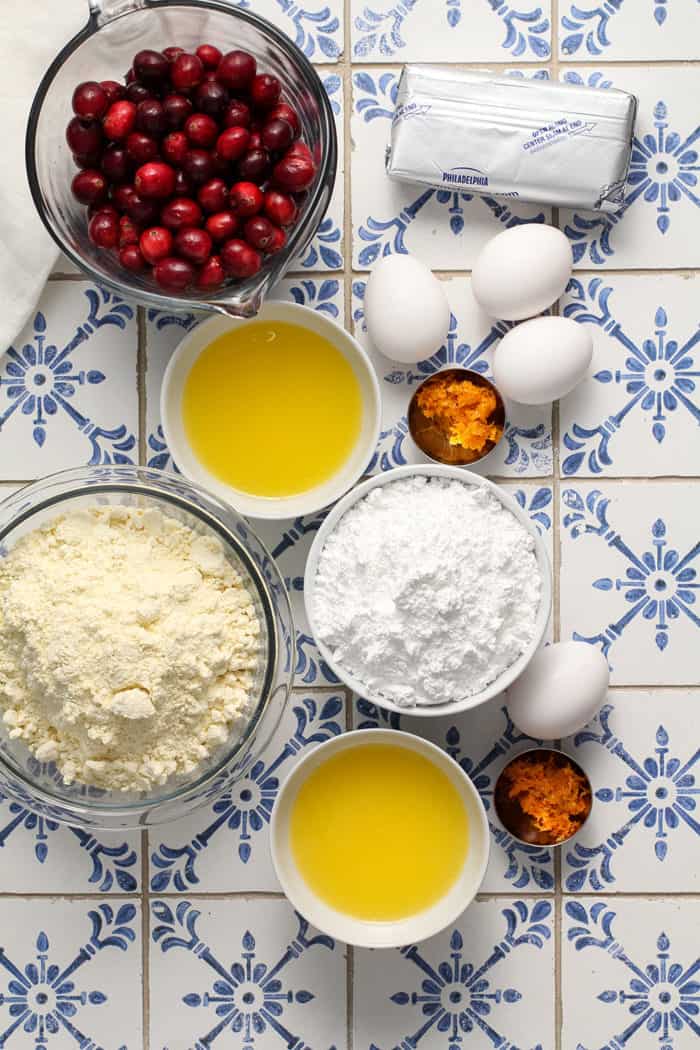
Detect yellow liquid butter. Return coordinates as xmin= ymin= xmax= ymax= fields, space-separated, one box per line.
xmin=182 ymin=320 xmax=362 ymax=498
xmin=290 ymin=744 xmax=469 ymax=921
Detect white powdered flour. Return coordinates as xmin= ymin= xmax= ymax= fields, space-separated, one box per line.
xmin=0 ymin=505 xmax=260 ymax=791
xmin=312 ymin=476 xmax=541 ymax=706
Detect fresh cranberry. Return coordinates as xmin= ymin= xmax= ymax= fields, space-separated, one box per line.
xmin=71 ymin=169 xmax=107 ymax=205
xmin=197 ymin=178 xmax=228 ymax=213
xmin=261 ymin=117 xmax=294 ymax=152
xmin=171 ymin=53 xmax=204 ymax=91
xmin=163 ymin=94 xmax=193 ymax=129
xmin=182 ymin=149 xmax=214 ymax=186
xmin=222 ymin=99 xmax=251 ymax=129
xmin=194 ymin=80 xmax=228 ymax=117
xmin=175 ymin=226 xmax=212 ymax=264
xmin=243 ymin=215 xmax=277 ymax=252
xmin=125 ymin=191 xmax=158 ymax=225
xmin=154 ymin=256 xmax=195 ymax=290
xmin=66 ymin=117 xmax=102 ymax=155
xmin=72 ymin=81 xmax=108 ymax=120
xmin=119 ymin=244 xmax=146 ymax=271
xmin=140 ymin=226 xmax=174 ymax=264
xmin=273 ymin=151 xmax=315 ymax=191
xmin=101 ymin=147 xmax=131 ymax=183
xmin=286 ymin=140 xmax=313 ymax=162
xmin=205 ymin=210 xmax=238 ymax=241
xmin=133 ymin=49 xmax=169 ymax=85
xmin=100 ymin=80 xmax=126 ymax=105
xmin=103 ymin=101 xmax=137 ymax=140
xmin=184 ymin=113 xmax=218 ymax=148
xmin=119 ymin=214 xmax=140 ymax=246
xmin=237 ymin=148 xmax=270 ymax=181
xmin=161 ymin=197 xmax=203 ymax=230
xmin=173 ymin=169 xmax=192 ymax=196
xmin=73 ymin=149 xmax=102 ymax=169
xmin=88 ymin=210 xmax=119 ymax=248
xmin=126 ymin=132 xmax=159 ymax=165
xmin=215 ymin=126 xmax=249 ymax=163
xmin=267 ymin=225 xmax=287 ymax=253
xmin=112 ymin=184 xmax=137 ymax=212
xmin=126 ymin=82 xmax=152 ymax=105
xmin=162 ymin=46 xmax=185 ymax=63
xmin=88 ymin=202 xmax=119 ymax=222
xmin=125 ymin=68 xmax=137 ymax=85
xmin=196 ymin=44 xmax=222 ymax=69
xmin=221 ymin=238 xmax=262 ymax=278
xmin=134 ymin=161 xmax=176 ymax=199
xmin=250 ymin=74 xmax=281 ymax=111
xmin=268 ymin=102 xmax=300 ymax=138
xmin=162 ymin=130 xmax=188 ymax=166
xmin=196 ymin=255 xmax=225 ymax=289
xmin=136 ymin=99 xmax=167 ymax=137
xmin=229 ymin=181 xmax=264 ymax=217
xmin=216 ymin=50 xmax=256 ymax=92
xmin=247 ymin=131 xmax=263 ymax=151
xmin=264 ymin=189 xmax=297 ymax=227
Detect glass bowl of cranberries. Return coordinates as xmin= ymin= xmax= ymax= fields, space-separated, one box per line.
xmin=26 ymin=0 xmax=337 ymax=316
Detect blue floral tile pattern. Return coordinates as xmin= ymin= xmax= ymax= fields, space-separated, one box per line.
xmin=560 ymin=483 xmax=699 ymax=683
xmin=559 ymin=0 xmax=700 ymax=59
xmin=562 ymin=898 xmax=700 ymax=1049
xmin=149 ymin=898 xmax=346 ymax=1049
xmin=233 ymin=0 xmax=342 ymax=60
xmin=354 ymin=899 xmax=554 ymax=1049
xmin=296 ymin=72 xmax=344 ymax=273
xmin=559 ymin=274 xmax=699 ymax=477
xmin=0 ymin=899 xmax=141 ymax=1049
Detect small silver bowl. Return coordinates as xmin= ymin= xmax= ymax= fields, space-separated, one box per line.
xmin=408 ymin=368 xmax=506 ymax=467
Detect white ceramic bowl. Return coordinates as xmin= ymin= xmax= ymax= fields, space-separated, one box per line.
xmin=160 ymin=302 xmax=381 ymax=519
xmin=270 ymin=729 xmax=490 ymax=948
xmin=304 ymin=464 xmax=552 ymax=718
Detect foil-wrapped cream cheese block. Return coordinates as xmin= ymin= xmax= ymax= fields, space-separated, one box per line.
xmin=386 ymin=66 xmax=637 ymax=213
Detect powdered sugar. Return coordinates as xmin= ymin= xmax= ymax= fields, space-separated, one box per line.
xmin=311 ymin=476 xmax=542 ymax=707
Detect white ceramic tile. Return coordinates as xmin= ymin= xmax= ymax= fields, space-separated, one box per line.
xmin=351 ymin=69 xmax=550 ymax=271
xmin=351 ymin=0 xmax=551 ymax=62
xmin=0 ymin=898 xmax=142 ymax=1049
xmin=149 ymin=691 xmax=345 ymax=893
xmin=352 ymin=275 xmax=553 ymax=477
xmin=354 ymin=898 xmax=554 ymax=1050
xmin=562 ymin=897 xmax=700 ymax=1050
xmin=559 ymin=68 xmax=700 ymax=269
xmin=296 ymin=71 xmax=345 ymax=272
xmin=559 ymin=0 xmax=700 ymax=60
xmin=240 ymin=0 xmax=343 ymax=61
xmin=559 ymin=274 xmax=700 ymax=478
xmin=150 ymin=897 xmax=346 ymax=1049
xmin=562 ymin=690 xmax=700 ymax=894
xmin=560 ymin=482 xmax=700 ymax=685
xmin=0 ymin=282 xmax=138 ymax=481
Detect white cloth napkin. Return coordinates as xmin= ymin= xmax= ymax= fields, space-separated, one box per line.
xmin=0 ymin=0 xmax=86 ymax=350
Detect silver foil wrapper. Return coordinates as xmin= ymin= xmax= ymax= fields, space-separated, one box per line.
xmin=386 ymin=66 xmax=637 ymax=213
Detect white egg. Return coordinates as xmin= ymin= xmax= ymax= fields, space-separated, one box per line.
xmin=507 ymin=642 xmax=609 ymax=740
xmin=493 ymin=316 xmax=593 ymax=404
xmin=364 ymin=254 xmax=451 ymax=364
xmin=472 ymin=224 xmax=572 ymax=321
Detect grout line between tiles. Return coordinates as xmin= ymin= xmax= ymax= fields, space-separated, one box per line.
xmin=137 ymin=306 xmax=147 ymax=468
xmin=2 ymin=889 xmax=699 ymax=900
xmin=348 ymin=59 xmax=700 ymax=70
xmin=141 ymin=830 xmax=150 ymax=1050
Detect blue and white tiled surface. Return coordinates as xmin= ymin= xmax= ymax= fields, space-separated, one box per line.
xmin=1 ymin=0 xmax=699 ymax=1046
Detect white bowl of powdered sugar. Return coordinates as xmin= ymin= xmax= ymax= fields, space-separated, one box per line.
xmin=305 ymin=465 xmax=551 ymax=717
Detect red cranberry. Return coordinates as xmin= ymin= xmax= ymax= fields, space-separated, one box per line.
xmin=261 ymin=117 xmax=294 ymax=152
xmin=264 ymin=189 xmax=297 ymax=227
xmin=136 ymin=99 xmax=167 ymax=137
xmin=119 ymin=244 xmax=146 ymax=271
xmin=215 ymin=126 xmax=249 ymax=163
xmin=162 ymin=131 xmax=188 ymax=166
xmin=229 ymin=181 xmax=264 ymax=217
xmin=126 ymin=192 xmax=158 ymax=225
xmin=196 ymin=255 xmax=225 ymax=289
xmin=101 ymin=80 xmax=126 ymax=105
xmin=88 ymin=202 xmax=119 ymax=221
xmin=221 ymin=238 xmax=262 ymax=278
xmin=268 ymin=102 xmax=300 ymax=138
xmin=205 ymin=210 xmax=238 ymax=241
xmin=71 ymin=169 xmax=107 ymax=205
xmin=154 ymin=256 xmax=195 ymax=290
xmin=286 ymin=140 xmax=313 ymax=162
xmin=133 ymin=49 xmax=169 ymax=85
xmin=198 ymin=178 xmax=229 ymax=213
xmin=267 ymin=225 xmax=286 ymax=254
xmin=66 ymin=117 xmax=102 ymax=155
xmin=112 ymin=184 xmax=137 ymax=212
xmin=103 ymin=101 xmax=137 ymax=140
xmin=175 ymin=226 xmax=212 ymax=264
xmin=174 ymin=169 xmax=192 ymax=196
xmin=73 ymin=149 xmax=102 ymax=169
xmin=243 ymin=215 xmax=277 ymax=252
xmin=88 ymin=210 xmax=119 ymax=248
xmin=134 ymin=161 xmax=176 ymax=199
xmin=237 ymin=148 xmax=270 ymax=181
xmin=163 ymin=46 xmax=185 ymax=63
xmin=161 ymin=197 xmax=203 ymax=231
xmin=273 ymin=151 xmax=315 ymax=191
xmin=101 ymin=147 xmax=131 ymax=183
xmin=125 ymin=68 xmax=137 ymax=85
xmin=250 ymin=74 xmax=281 ymax=111
xmin=184 ymin=113 xmax=218 ymax=148
xmin=182 ymin=149 xmax=214 ymax=186
xmin=171 ymin=53 xmax=204 ymax=91
xmin=196 ymin=44 xmax=222 ymax=69
xmin=119 ymin=214 xmax=140 ymax=246
xmin=247 ymin=131 xmax=263 ymax=151
xmin=194 ymin=80 xmax=229 ymax=117
xmin=73 ymin=81 xmax=108 ymax=120
xmin=126 ymin=82 xmax=152 ymax=105
xmin=140 ymin=226 xmax=174 ymax=264
xmin=216 ymin=50 xmax=256 ymax=92
xmin=223 ymin=99 xmax=251 ymax=129
xmin=126 ymin=132 xmax=159 ymax=165
xmin=163 ymin=94 xmax=193 ymax=129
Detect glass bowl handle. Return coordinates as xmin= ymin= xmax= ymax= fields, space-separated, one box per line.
xmin=88 ymin=0 xmax=147 ymax=27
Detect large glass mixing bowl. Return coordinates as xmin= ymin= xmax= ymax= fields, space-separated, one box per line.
xmin=26 ymin=0 xmax=337 ymax=317
xmin=0 ymin=466 xmax=294 ymax=830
